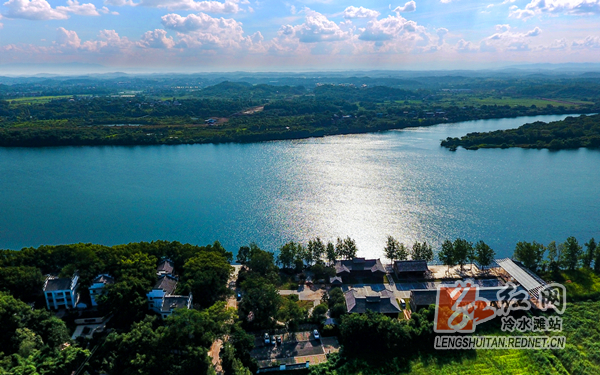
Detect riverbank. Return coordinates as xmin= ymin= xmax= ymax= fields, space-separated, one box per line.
xmin=0 ymin=108 xmax=591 ymax=148
xmin=441 ymin=113 xmax=600 ymax=151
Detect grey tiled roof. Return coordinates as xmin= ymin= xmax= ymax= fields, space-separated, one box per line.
xmin=344 ymin=288 xmax=401 ymax=314
xmin=157 ymin=259 xmax=175 ymax=274
xmin=161 ymin=295 xmax=190 ymax=312
xmin=394 ymin=260 xmax=429 ymax=273
xmin=93 ymin=274 xmax=115 ymax=285
xmin=410 ymin=289 xmax=438 ymax=307
xmin=334 ymin=258 xmax=385 ymax=274
xmin=44 ymin=277 xmax=72 ymax=292
xmin=154 ymin=275 xmax=178 ymax=295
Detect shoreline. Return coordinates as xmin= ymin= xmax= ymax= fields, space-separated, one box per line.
xmin=0 ymin=111 xmax=589 ymax=149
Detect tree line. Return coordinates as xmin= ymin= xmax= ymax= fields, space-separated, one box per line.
xmin=512 ymin=236 xmax=598 ymax=274
xmin=441 ymin=114 xmax=600 ymax=150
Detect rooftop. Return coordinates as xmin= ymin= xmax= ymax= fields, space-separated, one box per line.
xmin=394 ymin=260 xmax=429 ymax=273
xmin=344 ymin=287 xmax=401 ymax=314
xmin=161 ymin=295 xmax=191 ymax=312
xmin=334 ymin=258 xmax=385 ymax=274
xmin=92 ymin=274 xmax=115 ymax=286
xmin=410 ymin=289 xmax=438 ymax=307
xmin=44 ymin=277 xmax=74 ymax=292
xmin=154 ymin=275 xmax=178 ymax=295
xmin=157 ymin=258 xmax=175 ymax=275
xmin=496 ymin=258 xmax=547 ymax=299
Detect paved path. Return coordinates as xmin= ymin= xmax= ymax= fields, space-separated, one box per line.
xmin=279 ymin=287 xmax=326 ymax=302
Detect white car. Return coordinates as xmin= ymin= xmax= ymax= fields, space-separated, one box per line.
xmin=264 ymin=333 xmax=270 ymax=344
xmin=313 ymin=329 xmax=320 ymax=340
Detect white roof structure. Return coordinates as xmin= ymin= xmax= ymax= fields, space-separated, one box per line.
xmin=496 ymin=258 xmax=547 ymax=299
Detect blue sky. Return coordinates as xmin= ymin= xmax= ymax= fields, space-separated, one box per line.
xmin=1 ymin=0 xmax=599 ymax=71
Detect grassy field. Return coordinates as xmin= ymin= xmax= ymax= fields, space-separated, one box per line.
xmin=440 ymin=96 xmax=593 ymax=108
xmin=312 ymin=299 xmax=600 ymax=375
xmin=405 ymin=349 xmax=562 ymax=375
xmin=6 ymin=95 xmax=79 ymax=105
xmin=297 ymin=300 xmax=314 ymax=310
xmin=394 ymin=96 xmax=592 ymax=108
xmin=554 ymin=269 xmax=600 ymax=301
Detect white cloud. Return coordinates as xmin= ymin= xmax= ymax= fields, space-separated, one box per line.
xmin=57 ymin=0 xmax=100 ymax=16
xmin=456 ymin=38 xmax=479 ymax=52
xmin=484 ymin=25 xmax=541 ymax=52
xmin=2 ymin=0 xmax=110 ymax=20
xmin=548 ymin=38 xmax=568 ymax=50
xmin=343 ymin=6 xmax=380 ymax=19
xmin=393 ymin=1 xmax=416 ymax=13
xmin=104 ymin=0 xmax=134 ymax=5
xmin=358 ymin=14 xmax=425 ymax=42
xmin=572 ymin=35 xmax=600 ymax=48
xmin=282 ymin=9 xmax=350 ymax=42
xmin=53 ymin=27 xmax=134 ymax=52
xmin=161 ymin=12 xmax=262 ymax=51
xmin=2 ymin=0 xmax=68 ymax=20
xmin=436 ymin=27 xmax=448 ymax=45
xmin=137 ymin=29 xmax=176 ymax=48
xmin=525 ymin=26 xmax=541 ymax=36
xmin=104 ymin=0 xmax=243 ymax=13
xmin=56 ymin=26 xmax=81 ymax=47
xmin=510 ymin=0 xmax=600 ymax=20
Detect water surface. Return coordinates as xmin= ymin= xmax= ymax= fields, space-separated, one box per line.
xmin=1 ymin=114 xmax=598 ymax=258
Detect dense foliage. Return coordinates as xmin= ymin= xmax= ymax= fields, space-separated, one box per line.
xmin=2 ymin=73 xmax=599 ymax=147
xmin=441 ymin=114 xmax=600 ymax=150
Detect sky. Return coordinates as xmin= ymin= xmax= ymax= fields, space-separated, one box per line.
xmin=0 ymin=0 xmax=599 ymax=72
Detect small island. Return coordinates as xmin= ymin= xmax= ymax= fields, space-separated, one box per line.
xmin=441 ymin=113 xmax=600 ymax=151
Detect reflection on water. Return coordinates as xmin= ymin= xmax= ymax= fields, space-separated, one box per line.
xmin=1 ymin=114 xmax=599 ymax=259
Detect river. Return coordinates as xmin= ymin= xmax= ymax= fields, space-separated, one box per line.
xmin=1 ymin=114 xmax=598 ymax=259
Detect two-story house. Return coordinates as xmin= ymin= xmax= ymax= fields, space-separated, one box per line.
xmin=89 ymin=274 xmax=115 ymax=307
xmin=44 ymin=273 xmax=79 ymax=310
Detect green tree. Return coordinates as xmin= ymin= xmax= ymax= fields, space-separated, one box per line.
xmin=311 ymin=303 xmax=328 ymax=323
xmin=475 ymin=240 xmax=495 ymax=270
xmin=165 ymin=303 xmax=233 ymax=348
xmin=246 ymin=246 xmax=279 ymax=283
xmin=236 ymin=245 xmax=251 ymax=265
xmin=547 ymin=241 xmax=560 ymax=273
xmin=327 ymin=287 xmax=347 ymax=319
xmin=0 ymin=266 xmax=44 ymax=302
xmin=221 ymin=342 xmax=252 ymax=375
xmin=311 ymin=263 xmax=335 ymax=282
xmin=98 ymin=316 xmax=214 ymax=375
xmin=278 ymin=294 xmax=308 ymax=332
xmin=307 ymin=238 xmax=326 ymax=265
xmin=438 ymin=240 xmax=455 ymax=274
xmin=238 ymin=276 xmax=282 ymax=329
xmin=326 ymin=242 xmax=336 ymax=265
xmin=117 ymin=252 xmax=157 ymax=285
xmin=335 ymin=237 xmax=358 ymax=260
xmin=584 ymin=238 xmax=596 ymax=270
xmin=452 ymin=239 xmax=473 ymax=271
xmin=513 ymin=241 xmax=545 ymax=272
xmin=384 ymin=236 xmax=400 ymax=263
xmin=277 ymin=242 xmax=298 ymax=270
xmin=181 ymin=251 xmax=233 ymax=308
xmin=560 ymin=236 xmax=583 ymax=271
xmin=228 ymin=323 xmax=257 ymax=373
xmin=411 ymin=241 xmax=434 ymax=262
xmin=100 ymin=276 xmax=152 ymax=328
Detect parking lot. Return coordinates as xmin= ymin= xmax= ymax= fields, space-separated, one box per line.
xmin=251 ymin=331 xmax=325 ymax=362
